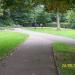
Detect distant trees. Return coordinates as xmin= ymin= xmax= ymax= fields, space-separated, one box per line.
xmin=44 ymin=0 xmax=75 ymax=30
xmin=32 ymin=0 xmax=75 ymax=29
xmin=36 ymin=12 xmax=52 ymax=26
xmin=66 ymin=10 xmax=75 ymax=29
xmin=0 ymin=0 xmax=75 ymax=28
xmin=0 ymin=0 xmax=35 ymax=26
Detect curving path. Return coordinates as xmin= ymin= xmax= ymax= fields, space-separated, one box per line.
xmin=0 ymin=28 xmax=75 ymax=75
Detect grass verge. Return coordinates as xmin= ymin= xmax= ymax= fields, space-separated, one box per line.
xmin=26 ymin=27 xmax=75 ymax=39
xmin=0 ymin=31 xmax=28 ymax=59
xmin=52 ymin=42 xmax=75 ymax=75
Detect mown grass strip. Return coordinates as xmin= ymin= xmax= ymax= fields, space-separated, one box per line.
xmin=52 ymin=42 xmax=75 ymax=75
xmin=0 ymin=31 xmax=28 ymax=59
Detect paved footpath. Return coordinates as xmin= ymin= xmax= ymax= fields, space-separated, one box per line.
xmin=0 ymin=28 xmax=75 ymax=75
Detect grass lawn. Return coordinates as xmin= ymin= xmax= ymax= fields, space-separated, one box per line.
xmin=53 ymin=42 xmax=75 ymax=75
xmin=0 ymin=31 xmax=28 ymax=59
xmin=26 ymin=27 xmax=75 ymax=39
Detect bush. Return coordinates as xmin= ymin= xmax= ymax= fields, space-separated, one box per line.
xmin=71 ymin=20 xmax=75 ymax=29
xmin=4 ymin=18 xmax=15 ymax=26
xmin=0 ymin=18 xmax=5 ymax=27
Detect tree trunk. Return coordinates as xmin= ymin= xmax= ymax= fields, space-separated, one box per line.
xmin=56 ymin=12 xmax=61 ymax=30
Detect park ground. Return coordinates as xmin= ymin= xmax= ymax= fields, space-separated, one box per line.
xmin=25 ymin=27 xmax=75 ymax=75
xmin=0 ymin=27 xmax=75 ymax=75
xmin=25 ymin=27 xmax=75 ymax=39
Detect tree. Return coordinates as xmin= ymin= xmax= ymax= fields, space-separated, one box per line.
xmin=2 ymin=0 xmax=16 ymax=17
xmin=44 ymin=0 xmax=75 ymax=30
xmin=36 ymin=12 xmax=52 ymax=26
xmin=2 ymin=0 xmax=34 ymax=17
xmin=30 ymin=5 xmax=44 ymax=26
xmin=32 ymin=0 xmax=75 ymax=30
xmin=1 ymin=0 xmax=35 ymax=26
xmin=66 ymin=10 xmax=75 ymax=28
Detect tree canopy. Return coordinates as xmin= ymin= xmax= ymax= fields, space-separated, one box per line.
xmin=0 ymin=0 xmax=75 ymax=28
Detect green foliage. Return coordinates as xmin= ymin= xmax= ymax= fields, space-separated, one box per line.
xmin=2 ymin=0 xmax=16 ymax=9
xmin=66 ymin=10 xmax=75 ymax=29
xmin=60 ymin=13 xmax=67 ymax=22
xmin=0 ymin=18 xmax=5 ymax=27
xmin=30 ymin=5 xmax=44 ymax=23
xmin=36 ymin=12 xmax=52 ymax=24
xmin=71 ymin=20 xmax=75 ymax=29
xmin=11 ymin=11 xmax=32 ymax=26
xmin=44 ymin=0 xmax=75 ymax=12
xmin=0 ymin=0 xmax=75 ymax=27
xmin=4 ymin=18 xmax=15 ymax=26
xmin=0 ymin=17 xmax=15 ymax=27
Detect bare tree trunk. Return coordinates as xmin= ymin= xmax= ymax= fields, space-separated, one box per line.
xmin=56 ymin=12 xmax=61 ymax=30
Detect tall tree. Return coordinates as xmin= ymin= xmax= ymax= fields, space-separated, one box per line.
xmin=44 ymin=0 xmax=75 ymax=30
xmin=32 ymin=0 xmax=75 ymax=30
xmin=2 ymin=0 xmax=16 ymax=17
xmin=2 ymin=0 xmax=34 ymax=17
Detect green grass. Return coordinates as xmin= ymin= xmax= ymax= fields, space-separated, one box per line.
xmin=53 ymin=42 xmax=75 ymax=75
xmin=53 ymin=42 xmax=75 ymax=53
xmin=26 ymin=27 xmax=75 ymax=39
xmin=0 ymin=31 xmax=28 ymax=59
